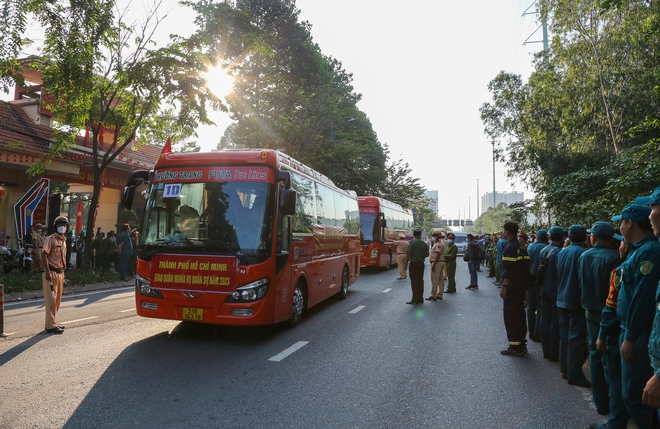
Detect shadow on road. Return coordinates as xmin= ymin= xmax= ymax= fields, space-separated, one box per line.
xmin=0 ymin=332 xmax=50 ymax=366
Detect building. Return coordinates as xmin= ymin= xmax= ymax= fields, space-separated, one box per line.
xmin=424 ymin=190 xmax=438 ymax=216
xmin=481 ymin=191 xmax=524 ymax=211
xmin=0 ymin=64 xmax=160 ymax=247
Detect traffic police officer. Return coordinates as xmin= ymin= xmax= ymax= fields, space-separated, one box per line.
xmin=579 ymin=222 xmax=620 ymax=414
xmin=611 ymin=204 xmax=660 ymax=428
xmin=42 ymin=216 xmax=69 ymax=334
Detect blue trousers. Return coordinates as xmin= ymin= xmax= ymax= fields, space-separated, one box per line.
xmin=468 ymin=262 xmax=479 ymax=286
xmin=586 ymin=310 xmax=609 ymax=413
xmin=602 ymin=332 xmax=629 ymax=429
xmin=620 ymin=330 xmax=653 ymax=429
xmin=558 ymin=307 xmax=589 ymax=383
xmin=540 ymin=291 xmax=559 ymax=359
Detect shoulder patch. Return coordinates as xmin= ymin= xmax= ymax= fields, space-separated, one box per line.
xmin=640 ymin=261 xmax=654 ymax=275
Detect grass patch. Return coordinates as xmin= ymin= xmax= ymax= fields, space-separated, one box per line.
xmin=0 ymin=268 xmax=122 ymax=294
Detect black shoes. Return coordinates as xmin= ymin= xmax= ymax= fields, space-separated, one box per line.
xmin=46 ymin=326 xmax=64 ymax=334
xmin=568 ymin=379 xmax=591 ymax=388
xmin=444 ymin=290 xmax=456 ymax=293
xmin=500 ymin=346 xmax=527 ymax=356
xmin=466 ymin=285 xmax=478 ymax=290
xmin=425 ymin=297 xmax=437 ymax=301
xmin=406 ymin=301 xmax=423 ymax=304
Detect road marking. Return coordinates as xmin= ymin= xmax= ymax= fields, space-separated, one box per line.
xmin=349 ymin=305 xmax=365 ymax=314
xmin=59 ymin=316 xmax=98 ymax=324
xmin=382 ymin=288 xmax=392 ymax=293
xmin=119 ymin=308 xmax=136 ymax=313
xmin=268 ymin=341 xmax=309 ymax=362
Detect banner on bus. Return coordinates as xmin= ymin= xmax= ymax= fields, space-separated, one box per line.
xmin=150 ymin=254 xmax=236 ymax=293
xmin=152 ymin=166 xmax=274 ymax=183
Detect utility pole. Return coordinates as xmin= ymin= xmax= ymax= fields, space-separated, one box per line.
xmin=492 ymin=140 xmax=496 ymax=209
xmin=476 ymin=179 xmax=480 ymax=218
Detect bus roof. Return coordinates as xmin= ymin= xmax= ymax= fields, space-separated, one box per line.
xmin=358 ymin=196 xmax=409 ymax=212
xmin=155 ymin=149 xmax=354 ymax=196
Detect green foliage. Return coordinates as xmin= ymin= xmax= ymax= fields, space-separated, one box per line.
xmin=482 ymin=0 xmax=660 ymax=224
xmin=117 ymin=209 xmax=139 ymax=226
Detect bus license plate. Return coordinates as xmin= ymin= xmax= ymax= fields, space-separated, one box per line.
xmin=182 ymin=307 xmax=203 ymax=321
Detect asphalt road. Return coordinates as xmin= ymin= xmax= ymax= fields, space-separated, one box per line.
xmin=0 ymin=262 xmax=613 ymax=428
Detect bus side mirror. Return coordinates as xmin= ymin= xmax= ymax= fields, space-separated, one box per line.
xmin=279 ymin=188 xmax=297 ymax=216
xmin=278 ymin=171 xmax=291 ymax=189
xmin=381 ymin=218 xmax=387 ymax=228
xmin=122 ymin=186 xmax=136 ymax=209
xmin=122 ymin=170 xmax=150 ymax=209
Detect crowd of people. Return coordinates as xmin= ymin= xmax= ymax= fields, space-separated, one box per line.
xmin=26 ymin=222 xmax=138 ymax=280
xmin=398 ymin=184 xmax=660 ymax=429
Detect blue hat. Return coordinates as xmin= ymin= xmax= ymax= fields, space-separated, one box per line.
xmin=635 ymin=185 xmax=660 ymax=206
xmin=549 ymin=226 xmax=564 ymax=241
xmin=568 ymin=224 xmax=587 ymax=237
xmin=589 ymin=221 xmax=614 ymax=239
xmin=613 ymin=233 xmax=623 ymax=241
xmin=536 ymin=229 xmax=548 ymax=240
xmin=611 ymin=204 xmax=651 ymax=222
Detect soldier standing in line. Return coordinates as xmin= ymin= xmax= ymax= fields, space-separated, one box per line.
xmin=634 ymin=186 xmax=660 ymax=424
xmin=579 ymin=222 xmax=621 ymax=415
xmin=610 ymin=204 xmax=660 ymax=429
xmin=539 ymin=226 xmax=565 ymax=362
xmin=526 ymin=229 xmax=548 ymax=342
xmin=591 ymin=237 xmax=631 ymax=429
xmin=499 ymin=221 xmax=531 ymax=356
xmin=394 ymin=233 xmax=409 ymax=280
xmin=556 ymin=225 xmax=590 ymax=387
xmin=405 ymin=227 xmax=429 ymax=305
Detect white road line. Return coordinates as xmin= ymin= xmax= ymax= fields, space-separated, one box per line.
xmin=268 ymin=341 xmax=309 ymax=362
xmin=119 ymin=308 xmax=136 ymax=313
xmin=349 ymin=305 xmax=365 ymax=314
xmin=382 ymin=288 xmax=392 ymax=293
xmin=59 ymin=316 xmax=99 ymax=324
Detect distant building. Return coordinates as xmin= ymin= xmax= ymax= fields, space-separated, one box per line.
xmin=481 ymin=191 xmax=524 ymax=211
xmin=425 ymin=190 xmax=438 ymax=216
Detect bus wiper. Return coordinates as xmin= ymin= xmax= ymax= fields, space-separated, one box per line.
xmin=210 ymin=239 xmax=249 ymax=266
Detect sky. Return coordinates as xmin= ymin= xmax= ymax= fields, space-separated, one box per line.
xmin=9 ymin=0 xmax=544 ymax=221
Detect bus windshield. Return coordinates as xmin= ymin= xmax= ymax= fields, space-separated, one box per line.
xmin=359 ymin=212 xmax=379 ymax=245
xmin=141 ymin=181 xmax=272 ymax=256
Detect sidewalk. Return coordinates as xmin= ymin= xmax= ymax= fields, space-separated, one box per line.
xmin=5 ymin=277 xmax=134 ymax=303
xmin=4 ymin=251 xmax=133 ymax=302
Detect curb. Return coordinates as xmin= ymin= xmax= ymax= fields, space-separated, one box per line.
xmin=5 ymin=280 xmax=134 ymax=303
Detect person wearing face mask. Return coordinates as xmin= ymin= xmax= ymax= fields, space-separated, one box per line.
xmin=444 ymin=233 xmax=458 ymax=293
xmin=42 ymin=216 xmax=69 ymax=334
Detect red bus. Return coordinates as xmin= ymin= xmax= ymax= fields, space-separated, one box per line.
xmin=358 ymin=196 xmax=414 ymax=268
xmin=122 ymin=149 xmax=360 ymax=327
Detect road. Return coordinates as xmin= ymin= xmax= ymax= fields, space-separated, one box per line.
xmin=0 ymin=262 xmax=610 ymax=428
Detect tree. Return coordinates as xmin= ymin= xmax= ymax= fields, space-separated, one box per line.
xmin=10 ymin=0 xmax=235 ymax=269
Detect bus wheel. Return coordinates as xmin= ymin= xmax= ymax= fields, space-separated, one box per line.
xmin=383 ymin=252 xmax=392 ymax=270
xmin=337 ymin=266 xmax=349 ymax=300
xmin=287 ymin=283 xmax=305 ymax=328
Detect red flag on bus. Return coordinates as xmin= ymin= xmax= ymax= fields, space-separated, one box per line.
xmin=159 ymin=137 xmax=172 ymax=160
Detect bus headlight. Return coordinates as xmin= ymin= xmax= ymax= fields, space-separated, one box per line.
xmin=370 ymin=249 xmax=378 ymax=258
xmin=226 ymin=278 xmax=269 ymax=303
xmin=136 ymin=274 xmax=162 ymax=298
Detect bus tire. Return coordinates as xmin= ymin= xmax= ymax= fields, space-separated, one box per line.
xmin=337 ymin=266 xmax=349 ymax=300
xmin=287 ymin=282 xmax=306 ymax=328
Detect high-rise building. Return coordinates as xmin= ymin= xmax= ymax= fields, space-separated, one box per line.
xmin=481 ymin=191 xmax=524 ymax=211
xmin=425 ymin=190 xmax=438 ymax=216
